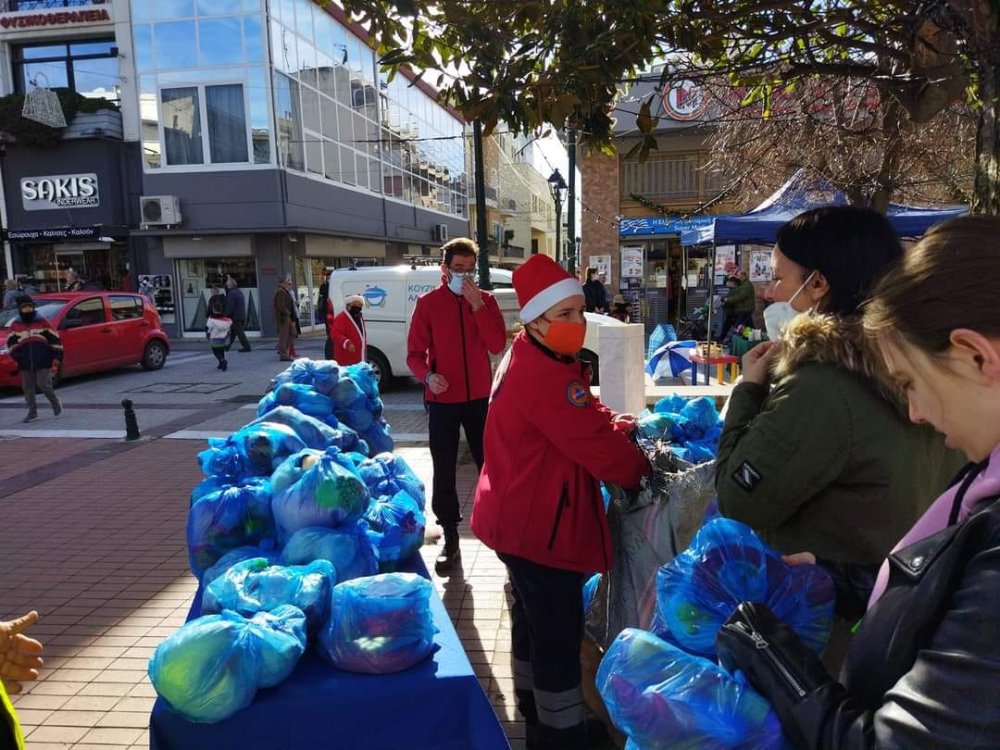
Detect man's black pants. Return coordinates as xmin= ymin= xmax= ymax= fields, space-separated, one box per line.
xmin=228 ymin=319 xmax=250 ymax=350
xmin=499 ymin=552 xmax=586 ymax=749
xmin=427 ymin=398 xmax=488 ymax=527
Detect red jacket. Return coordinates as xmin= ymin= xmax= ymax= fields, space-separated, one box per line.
xmin=471 ymin=332 xmax=649 ymax=573
xmin=406 ymin=283 xmax=507 ymax=403
xmin=328 ymin=307 xmax=366 ymax=366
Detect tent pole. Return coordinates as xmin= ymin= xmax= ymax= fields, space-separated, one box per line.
xmin=705 ymin=241 xmax=717 ymax=384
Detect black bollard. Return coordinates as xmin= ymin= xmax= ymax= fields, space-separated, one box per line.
xmin=122 ymin=399 xmax=141 ymax=441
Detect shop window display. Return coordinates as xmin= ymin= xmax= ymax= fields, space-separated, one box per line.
xmin=179 ymin=258 xmax=259 ymax=334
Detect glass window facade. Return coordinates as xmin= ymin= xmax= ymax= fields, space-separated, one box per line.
xmin=132 ymin=0 xmax=269 ymax=169
xmin=269 ymin=0 xmax=467 ymax=215
xmin=12 ymin=39 xmax=120 ymax=104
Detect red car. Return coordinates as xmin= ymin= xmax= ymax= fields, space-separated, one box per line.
xmin=0 ymin=292 xmax=170 ymax=388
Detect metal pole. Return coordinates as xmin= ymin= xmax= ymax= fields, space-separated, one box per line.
xmin=473 ymin=121 xmax=491 ymax=290
xmin=566 ymin=129 xmax=577 ymax=277
xmin=122 ymin=399 xmax=141 ymax=441
xmin=554 ymin=195 xmax=562 ymax=265
xmin=705 ymin=242 xmax=717 ymax=384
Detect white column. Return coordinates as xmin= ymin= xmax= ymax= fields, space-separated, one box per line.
xmin=597 ymin=322 xmax=645 ymax=415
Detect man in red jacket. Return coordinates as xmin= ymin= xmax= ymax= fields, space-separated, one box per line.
xmin=406 ymin=238 xmax=507 ymax=570
xmin=327 ymin=294 xmax=366 ymax=366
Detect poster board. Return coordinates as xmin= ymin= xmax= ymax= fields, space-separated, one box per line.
xmin=749 ymin=250 xmax=773 ymax=282
xmin=588 ymin=254 xmax=611 ymax=277
xmin=715 ymin=245 xmax=737 ymax=275
xmin=621 ymin=247 xmax=643 ymax=278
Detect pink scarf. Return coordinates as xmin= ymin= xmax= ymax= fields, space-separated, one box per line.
xmin=868 ymin=443 xmax=1000 ymax=609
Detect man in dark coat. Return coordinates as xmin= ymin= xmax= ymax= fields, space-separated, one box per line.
xmin=224 ymin=276 xmax=251 ymax=352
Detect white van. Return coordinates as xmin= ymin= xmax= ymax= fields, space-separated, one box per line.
xmin=327 ymin=265 xmax=621 ymax=387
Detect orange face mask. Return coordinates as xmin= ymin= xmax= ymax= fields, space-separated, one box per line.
xmin=539 ymin=318 xmax=586 ymax=356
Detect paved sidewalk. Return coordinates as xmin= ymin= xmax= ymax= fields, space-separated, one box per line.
xmin=0 ymin=436 xmax=523 ymax=749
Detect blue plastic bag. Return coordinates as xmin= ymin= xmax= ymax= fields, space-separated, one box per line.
xmin=654 ymin=518 xmax=835 ymax=657
xmin=361 ymin=419 xmax=395 ymax=456
xmin=187 ymin=478 xmax=275 ymax=577
xmin=319 ymin=573 xmax=436 ymax=674
xmin=597 ymin=627 xmax=789 ymax=750
xmin=271 ymin=447 xmax=369 ymax=543
xmin=202 ymin=558 xmax=335 ymax=635
xmin=653 ymin=394 xmax=688 ymax=415
xmin=247 ymin=406 xmax=342 ymax=451
xmin=257 ymin=383 xmax=333 ymax=420
xmin=148 ymin=605 xmax=307 ymax=723
xmin=343 ymin=362 xmax=381 ymax=404
xmin=201 ymin=544 xmax=281 ymax=586
xmin=271 ymin=358 xmax=340 ymax=395
xmin=583 ymin=573 xmax=601 ymax=615
xmin=330 ymin=377 xmax=374 ymax=432
xmin=356 ymin=453 xmax=425 ymax=510
xmin=364 ymin=491 xmax=426 ymax=571
xmin=281 ymin=523 xmax=378 ymax=582
xmin=198 ymin=422 xmax=307 ymax=481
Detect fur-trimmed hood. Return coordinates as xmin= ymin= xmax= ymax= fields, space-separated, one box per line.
xmin=772 ymin=311 xmax=883 ymax=383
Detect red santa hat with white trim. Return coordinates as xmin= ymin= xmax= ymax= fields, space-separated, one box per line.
xmin=513 ymin=254 xmax=583 ymax=324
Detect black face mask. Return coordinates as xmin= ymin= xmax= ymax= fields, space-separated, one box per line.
xmin=19 ymin=309 xmax=34 ymax=322
xmin=349 ymin=306 xmax=362 ymax=317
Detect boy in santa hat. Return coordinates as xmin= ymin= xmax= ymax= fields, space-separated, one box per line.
xmin=471 ymin=254 xmax=649 ymax=749
xmin=328 ymin=293 xmax=367 ymax=365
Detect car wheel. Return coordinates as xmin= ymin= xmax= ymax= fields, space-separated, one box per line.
xmin=142 ymin=340 xmax=168 ymax=371
xmin=366 ymin=348 xmax=393 ymax=391
xmin=579 ymin=349 xmax=600 ymax=386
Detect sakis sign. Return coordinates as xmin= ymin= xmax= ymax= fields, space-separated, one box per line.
xmin=21 ymin=173 xmax=100 ymax=211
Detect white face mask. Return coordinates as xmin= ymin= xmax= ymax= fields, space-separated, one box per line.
xmin=448 ymin=271 xmax=472 ymax=295
xmin=763 ymin=271 xmax=816 ymax=341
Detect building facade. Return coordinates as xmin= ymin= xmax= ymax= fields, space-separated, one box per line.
xmin=1 ymin=0 xmax=471 ymax=337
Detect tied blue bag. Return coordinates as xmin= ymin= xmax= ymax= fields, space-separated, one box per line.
xmin=271 ymin=358 xmax=340 ymax=395
xmin=187 ymin=478 xmax=275 ymax=577
xmin=258 ymin=383 xmax=333 ymax=421
xmin=597 ymin=627 xmax=789 ymax=750
xmin=148 ymin=605 xmax=307 ymax=723
xmin=198 ymin=422 xmax=307 ymax=481
xmin=202 ymin=558 xmax=336 ymax=635
xmin=356 ymin=453 xmax=425 ymax=509
xmin=271 ymin=448 xmax=369 ymax=543
xmin=654 ymin=518 xmax=835 ymax=657
xmin=201 ymin=544 xmax=281 ymax=586
xmin=319 ymin=573 xmax=436 ymax=674
xmin=282 ymin=523 xmax=378 ymax=581
xmin=364 ymin=491 xmax=426 ymax=571
xmin=247 ymin=406 xmax=342 ymax=451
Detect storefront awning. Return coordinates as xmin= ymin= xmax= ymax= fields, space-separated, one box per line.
xmin=3 ymin=225 xmax=128 ymax=243
xmin=618 ymin=215 xmax=716 ymax=244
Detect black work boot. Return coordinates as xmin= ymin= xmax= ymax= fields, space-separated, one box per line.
xmin=435 ymin=525 xmax=460 ymax=571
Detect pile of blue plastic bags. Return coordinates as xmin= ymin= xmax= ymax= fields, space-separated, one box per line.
xmin=596 ymin=518 xmax=835 ymax=749
xmin=635 ymin=394 xmax=723 ymax=465
xmin=150 ymin=359 xmax=437 ymax=724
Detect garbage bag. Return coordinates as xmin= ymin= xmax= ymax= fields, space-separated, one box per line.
xmin=187 ymin=478 xmax=276 ymax=577
xmin=583 ymin=574 xmax=601 ymax=616
xmin=361 ymin=419 xmax=394 ymax=456
xmin=198 ymin=423 xmax=307 ymax=481
xmin=343 ymin=362 xmax=381 ymax=405
xmin=271 ymin=448 xmax=369 ymax=543
xmin=271 ymin=358 xmax=340 ymax=395
xmin=281 ymin=523 xmax=378 ymax=582
xmin=191 ymin=475 xmax=230 ymax=506
xmin=586 ymin=442 xmax=717 ymax=650
xmin=201 ymin=544 xmax=281 ymax=587
xmin=247 ymin=406 xmax=342 ymax=451
xmin=320 ymin=417 xmax=369 ymax=455
xmin=202 ymin=558 xmax=335 ymax=635
xmin=257 ymin=383 xmax=333 ymax=420
xmin=597 ymin=627 xmax=789 ymax=750
xmin=654 ymin=518 xmax=835 ymax=658
xmin=270 ymin=448 xmax=322 ymax=496
xmin=330 ymin=376 xmax=374 ymax=432
xmin=148 ymin=605 xmax=307 ymax=723
xmin=356 ymin=453 xmax=425 ymax=510
xmin=319 ymin=573 xmax=436 ymax=674
xmin=364 ymin=491 xmax=425 ymax=571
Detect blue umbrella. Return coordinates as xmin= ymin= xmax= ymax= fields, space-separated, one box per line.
xmin=646 ymin=340 xmax=698 ymax=379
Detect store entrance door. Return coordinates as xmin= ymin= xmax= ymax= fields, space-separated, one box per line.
xmin=294 ymin=258 xmax=330 ymax=332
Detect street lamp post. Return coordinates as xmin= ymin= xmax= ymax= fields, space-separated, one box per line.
xmin=547 ymin=169 xmax=567 ymax=265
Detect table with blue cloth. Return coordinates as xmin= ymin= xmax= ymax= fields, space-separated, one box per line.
xmin=149 ymin=557 xmax=509 ymax=750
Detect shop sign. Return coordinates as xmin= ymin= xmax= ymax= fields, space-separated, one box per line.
xmin=0 ymin=8 xmax=111 ymax=31
xmin=5 ymin=226 xmax=102 ymax=242
xmin=621 ymin=247 xmax=644 ymax=278
xmin=662 ymin=80 xmax=709 ymax=121
xmin=21 ymin=173 xmax=99 ymax=211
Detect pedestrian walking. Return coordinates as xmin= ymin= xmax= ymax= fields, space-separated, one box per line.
xmin=225 ymin=276 xmax=251 ymax=352
xmin=206 ymin=300 xmax=232 ymax=372
xmin=582 ymin=266 xmax=607 ymax=313
xmin=5 ymin=294 xmax=63 ymax=423
xmin=406 ymin=237 xmax=507 ymax=571
xmin=3 ymin=279 xmax=18 ymax=309
xmin=328 ymin=294 xmax=366 ymax=366
xmin=273 ymin=275 xmax=296 ymax=361
xmin=471 ymin=254 xmax=649 ymax=750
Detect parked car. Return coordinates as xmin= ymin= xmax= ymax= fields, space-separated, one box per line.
xmin=326 ymin=265 xmax=620 ymax=387
xmin=0 ymin=292 xmax=170 ymax=389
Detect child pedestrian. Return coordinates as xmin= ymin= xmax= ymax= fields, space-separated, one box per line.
xmin=206 ymin=302 xmax=232 ymax=372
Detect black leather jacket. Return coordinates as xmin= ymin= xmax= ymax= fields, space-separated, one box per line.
xmin=717 ymin=478 xmax=1000 ymax=748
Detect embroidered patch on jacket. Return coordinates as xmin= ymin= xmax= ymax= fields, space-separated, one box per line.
xmin=732 ymin=460 xmax=762 ymax=492
xmin=566 ymin=380 xmax=590 ymax=408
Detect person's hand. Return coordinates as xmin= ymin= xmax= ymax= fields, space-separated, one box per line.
xmin=742 ymin=341 xmax=783 ymax=386
xmin=344 ymin=341 xmax=356 ymax=353
xmin=427 ymin=374 xmax=449 ymax=395
xmin=613 ymin=413 xmax=638 ymax=433
xmin=462 ymin=277 xmax=483 ymax=312
xmin=0 ymin=611 xmax=43 ymax=694
xmin=50 ymin=362 xmax=60 ymax=375
xmin=781 ymin=552 xmax=817 ymax=566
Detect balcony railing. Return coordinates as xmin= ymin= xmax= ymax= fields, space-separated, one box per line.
xmin=3 ymin=0 xmax=102 ymax=10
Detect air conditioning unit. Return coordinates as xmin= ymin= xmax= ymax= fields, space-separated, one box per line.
xmin=432 ymin=223 xmax=449 ymax=243
xmin=140 ymin=196 xmax=182 ymax=227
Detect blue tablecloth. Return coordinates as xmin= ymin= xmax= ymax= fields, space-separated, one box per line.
xmin=149 ymin=557 xmax=509 ymax=750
